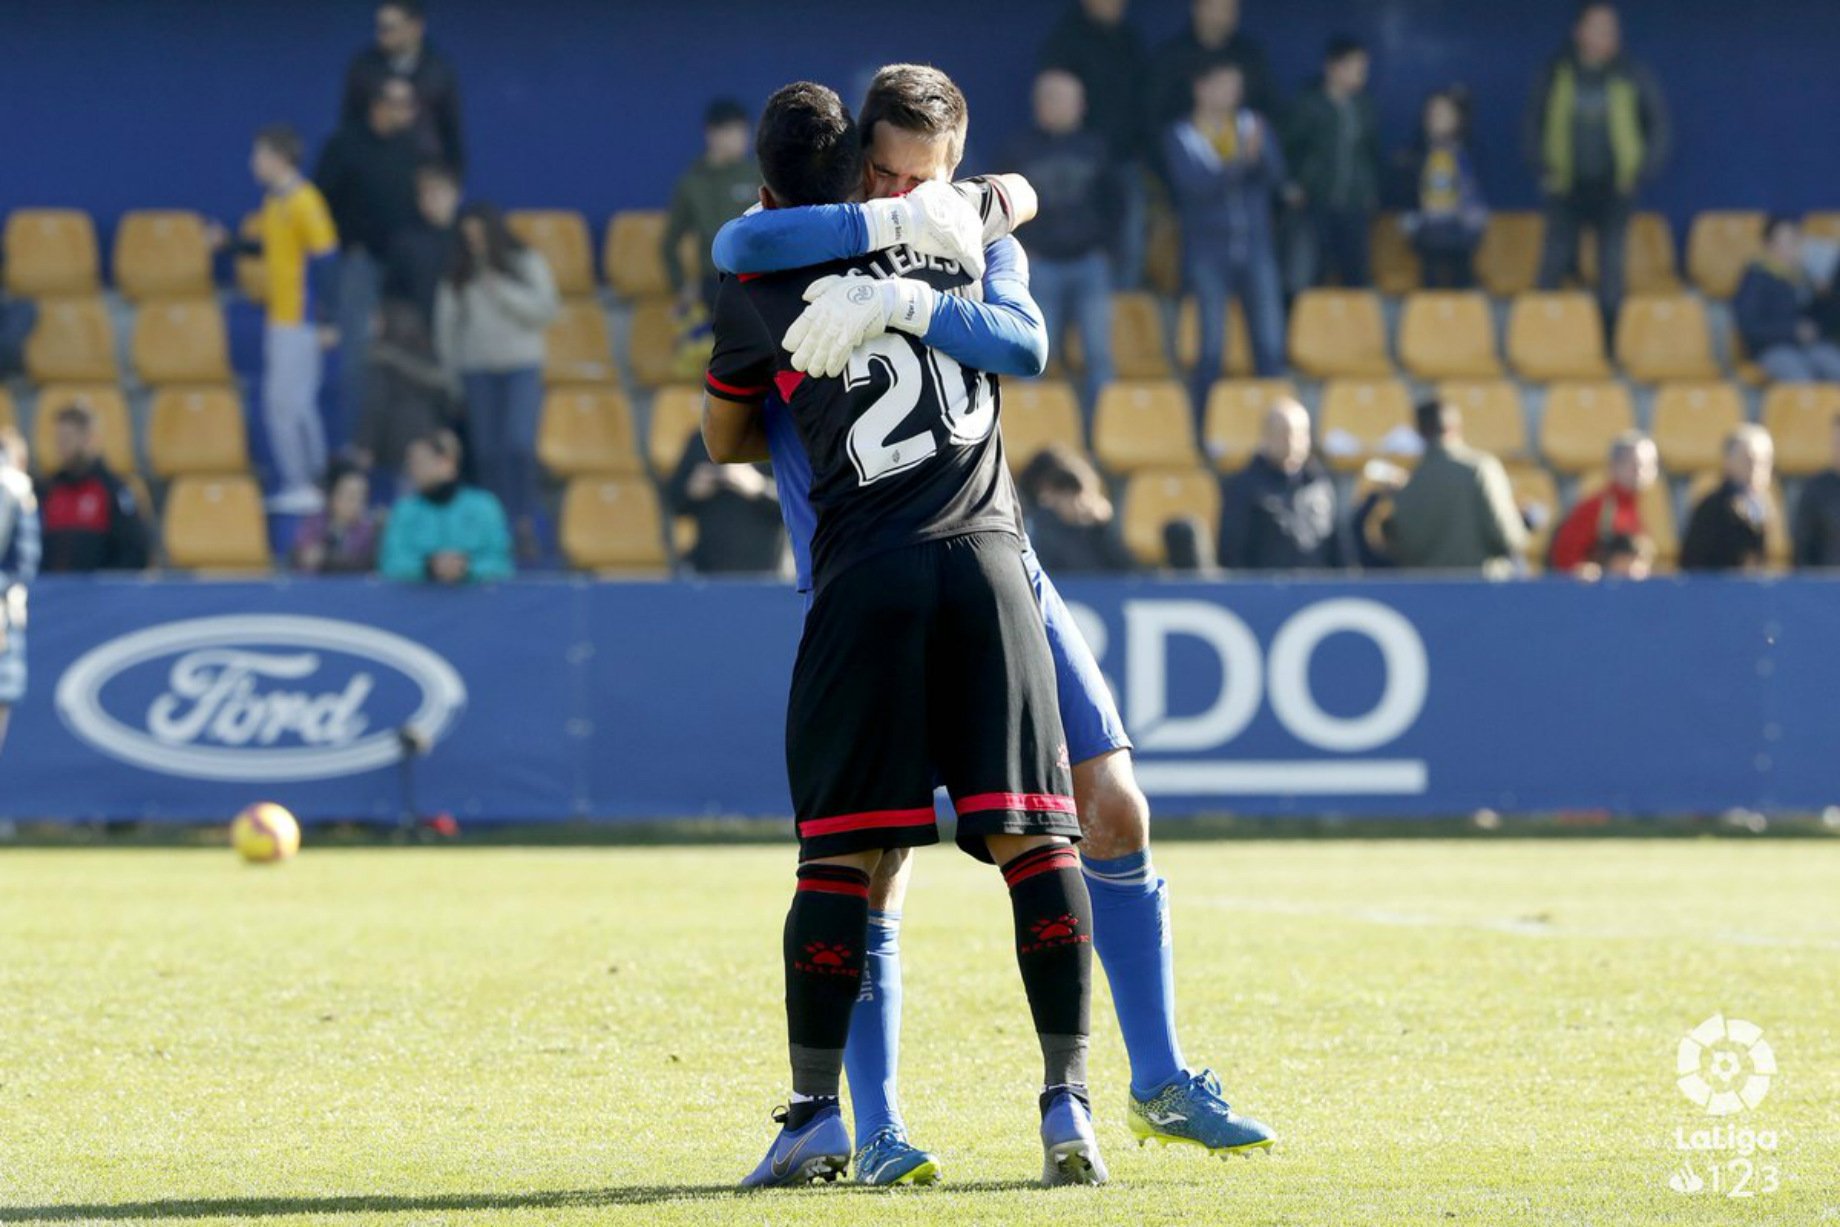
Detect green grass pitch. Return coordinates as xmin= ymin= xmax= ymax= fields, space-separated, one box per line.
xmin=1 ymin=840 xmax=1835 ymax=1225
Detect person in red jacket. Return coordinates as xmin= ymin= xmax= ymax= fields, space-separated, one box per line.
xmin=1548 ymin=431 xmax=1657 ymax=573
xmin=35 ymin=403 xmax=149 ymax=573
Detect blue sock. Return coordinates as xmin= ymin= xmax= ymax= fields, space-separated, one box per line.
xmin=843 ymin=909 xmax=904 ymax=1141
xmin=1083 ymin=849 xmax=1186 ymax=1098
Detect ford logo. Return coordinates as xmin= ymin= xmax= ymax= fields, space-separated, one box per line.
xmin=54 ymin=615 xmax=467 ymax=782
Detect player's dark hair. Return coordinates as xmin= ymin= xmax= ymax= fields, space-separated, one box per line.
xmin=704 ymin=98 xmax=748 ymax=130
xmin=755 ymin=81 xmax=862 ymax=207
xmin=1326 ymin=35 xmax=1367 ymax=64
xmin=254 ymin=124 xmax=304 ymax=169
xmin=859 ymin=63 xmax=968 ymax=166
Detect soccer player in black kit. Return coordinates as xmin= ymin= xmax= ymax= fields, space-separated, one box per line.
xmin=710 ymin=82 xmax=1106 ymax=1189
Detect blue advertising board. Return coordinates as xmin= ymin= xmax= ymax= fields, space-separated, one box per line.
xmin=2 ymin=575 xmax=1836 ymax=822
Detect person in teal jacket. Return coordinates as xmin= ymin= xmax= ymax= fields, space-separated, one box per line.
xmin=379 ymin=429 xmax=513 ymax=583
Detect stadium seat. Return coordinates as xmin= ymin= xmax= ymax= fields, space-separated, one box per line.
xmin=1539 ymin=382 xmax=1637 ymax=473
xmin=1398 ymin=292 xmax=1501 ymax=379
xmin=1203 ymin=378 xmax=1297 ymax=470
xmin=1760 ymin=383 xmax=1840 ymax=477
xmin=626 ymin=298 xmax=689 ymax=388
xmin=560 ymin=475 xmax=669 ymax=573
xmin=1436 ymin=381 xmax=1527 ymax=461
xmin=1173 ymin=298 xmax=1252 ymax=377
xmin=113 ymin=210 xmax=212 ymax=301
xmin=603 ymin=210 xmax=676 ymax=299
xmin=1576 ymin=468 xmax=1680 ymax=561
xmin=1288 ymin=290 xmax=1391 ymax=378
xmin=1579 ymin=211 xmax=1680 ymax=293
xmin=543 ymin=299 xmax=617 ymax=384
xmin=1506 ymin=292 xmax=1612 ymax=380
xmin=1121 ymin=467 xmax=1221 ymax=565
xmin=1067 ymin=291 xmax=1170 ymax=378
xmin=1687 ymin=211 xmax=1765 ymax=299
xmin=1651 ymin=382 xmax=1744 ymax=475
xmin=537 ymin=386 xmax=640 ymax=477
xmin=646 ymin=384 xmax=705 ymax=476
xmin=1369 ymin=213 xmax=1421 ymax=294
xmin=1504 ymin=465 xmax=1560 ymax=567
xmin=1092 ymin=381 xmax=1198 ymax=473
xmin=148 ymin=386 xmax=249 ymax=478
xmin=0 ymin=388 xmax=13 ymax=435
xmin=1685 ymin=470 xmax=1790 ymax=566
xmin=1476 ymin=211 xmax=1544 ymax=297
xmin=1615 ymin=294 xmax=1719 ymax=382
xmin=34 ymin=385 xmax=137 ymax=475
xmin=4 ymin=208 xmax=100 ymax=296
xmin=1802 ymin=212 xmax=1840 ymax=243
xmin=163 ymin=475 xmax=270 ymax=572
xmin=132 ymin=298 xmax=231 ymax=384
xmin=1317 ymin=379 xmax=1416 ymax=472
xmin=233 ymin=212 xmax=266 ymax=305
xmin=1000 ymin=379 xmax=1084 ymax=472
xmin=508 ymin=210 xmax=596 ymax=297
xmin=23 ymin=295 xmax=118 ymax=383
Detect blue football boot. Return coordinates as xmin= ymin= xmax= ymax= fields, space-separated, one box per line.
xmin=1126 ymin=1069 xmax=1276 ymax=1156
xmin=1039 ymin=1087 xmax=1108 ymax=1186
xmin=852 ymin=1124 xmax=942 ymax=1186
xmin=740 ymin=1103 xmax=852 ymax=1189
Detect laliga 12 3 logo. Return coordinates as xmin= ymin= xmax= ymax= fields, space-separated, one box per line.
xmin=55 ymin=615 xmax=467 ymax=781
xmin=1667 ymin=1014 xmax=1782 ymax=1199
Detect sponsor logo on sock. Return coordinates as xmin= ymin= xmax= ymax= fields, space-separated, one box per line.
xmin=1021 ymin=914 xmax=1091 ymax=955
xmin=794 ymin=941 xmax=860 ymax=977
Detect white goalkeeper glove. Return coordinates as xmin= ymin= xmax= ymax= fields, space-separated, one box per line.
xmin=782 ymin=270 xmax=938 ymax=378
xmin=860 ymin=180 xmax=987 ymax=279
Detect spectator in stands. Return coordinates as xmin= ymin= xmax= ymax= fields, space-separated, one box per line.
xmin=290 ymin=459 xmax=382 ymax=574
xmin=1148 ymin=0 xmax=1277 ymax=129
xmin=1019 ymin=444 xmax=1135 ymax=573
xmin=1734 ymin=217 xmax=1840 ymax=384
xmin=34 ymin=403 xmax=149 ymax=574
xmin=340 ymin=0 xmax=464 ymax=171
xmin=1386 ymin=399 xmax=1527 ymax=573
xmin=0 ymin=429 xmax=39 ymax=755
xmin=384 ymin=162 xmax=461 ymax=329
xmin=319 ymin=76 xmax=424 ymax=444
xmin=666 ymin=437 xmax=786 ymax=574
xmin=1792 ymin=416 xmax=1840 ymax=569
xmin=434 ymin=203 xmax=559 ymax=565
xmin=1039 ymin=0 xmax=1149 ymax=288
xmin=663 ymin=100 xmax=759 ymax=313
xmin=1591 ymin=532 xmax=1654 ymax=580
xmin=1218 ymin=398 xmax=1349 ymax=570
xmin=1284 ymin=36 xmax=1382 ymax=289
xmin=357 ymin=299 xmax=458 ymax=492
xmin=1401 ymin=87 xmax=1488 ymax=289
xmin=1527 ymin=1 xmax=1671 ymax=323
xmin=1681 ymin=425 xmax=1774 ymax=572
xmin=1006 ymin=70 xmax=1121 ymax=414
xmin=1547 ymin=431 xmax=1658 ymax=572
xmin=379 ymin=429 xmax=512 ymax=584
xmin=1164 ymin=61 xmax=1287 ymax=410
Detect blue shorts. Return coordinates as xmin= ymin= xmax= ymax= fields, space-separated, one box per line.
xmin=1020 ymin=541 xmax=1132 ymax=766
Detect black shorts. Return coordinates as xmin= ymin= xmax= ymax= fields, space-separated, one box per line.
xmin=787 ymin=531 xmax=1079 ymax=863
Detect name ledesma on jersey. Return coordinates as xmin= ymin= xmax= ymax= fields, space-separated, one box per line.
xmin=865 ymin=248 xmax=987 ymax=302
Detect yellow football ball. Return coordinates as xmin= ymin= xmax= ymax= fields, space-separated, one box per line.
xmin=231 ymin=802 xmax=301 ymax=864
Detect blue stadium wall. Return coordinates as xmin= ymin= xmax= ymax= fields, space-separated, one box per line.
xmin=6 ymin=0 xmax=1838 ymax=240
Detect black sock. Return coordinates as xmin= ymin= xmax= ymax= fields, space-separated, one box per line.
xmin=783 ymin=862 xmax=871 ymax=1125
xmin=1000 ymin=844 xmax=1093 ymax=1093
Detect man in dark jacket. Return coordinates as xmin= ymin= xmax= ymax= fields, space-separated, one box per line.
xmin=1284 ymin=37 xmax=1383 ymax=288
xmin=34 ymin=403 xmax=148 ymax=573
xmin=1526 ymin=2 xmax=1671 ymax=323
xmin=666 ymin=436 xmax=786 ymax=575
xmin=1040 ymin=0 xmax=1149 ymax=286
xmin=1734 ymin=217 xmax=1840 ymax=383
xmin=340 ymin=0 xmax=464 ymax=172
xmin=384 ymin=162 xmax=460 ymax=330
xmin=662 ymin=100 xmax=760 ymax=313
xmin=1020 ymin=446 xmax=1136 ymax=574
xmin=1792 ymin=415 xmax=1840 ymax=568
xmin=1681 ymin=426 xmax=1774 ymax=572
xmin=1219 ymin=398 xmax=1348 ymax=570
xmin=1147 ymin=0 xmax=1277 ymax=129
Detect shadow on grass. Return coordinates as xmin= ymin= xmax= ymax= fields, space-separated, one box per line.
xmin=2 ymin=1179 xmax=1045 ymax=1220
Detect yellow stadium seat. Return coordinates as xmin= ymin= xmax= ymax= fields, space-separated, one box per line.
xmin=1685 ymin=470 xmax=1790 ymax=566
xmin=1203 ymin=378 xmax=1297 ymax=470
xmin=508 ymin=210 xmax=596 ymax=297
xmin=627 ymin=298 xmax=689 ymax=389
xmin=1288 ymin=290 xmax=1391 ymax=378
xmin=1000 ymin=380 xmax=1084 ymax=472
xmin=1476 ymin=211 xmax=1544 ymax=297
xmin=132 ymin=299 xmax=230 ymax=384
xmin=1317 ymin=379 xmax=1415 ymax=472
xmin=1092 ymin=381 xmax=1198 ymax=474
xmin=163 ymin=475 xmax=269 ymax=572
xmin=233 ymin=212 xmax=266 ymax=305
xmin=114 ymin=210 xmax=213 ymax=301
xmin=1576 ymin=468 xmax=1679 ymax=560
xmin=1174 ymin=298 xmax=1253 ymax=377
xmin=560 ymin=476 xmax=669 ymax=573
xmin=24 ymin=295 xmax=117 ymax=383
xmin=1504 ymin=465 xmax=1560 ymax=567
xmin=1066 ymin=291 xmax=1170 ymax=378
xmin=148 ymin=387 xmax=248 ymax=478
xmin=1615 ymin=294 xmax=1719 ymax=382
xmin=1539 ymin=382 xmax=1636 ymax=473
xmin=1760 ymin=383 xmax=1840 ymax=477
xmin=1398 ymin=292 xmax=1500 ymax=379
xmin=1370 ymin=213 xmax=1421 ymax=294
xmin=4 ymin=209 xmax=101 ymax=296
xmin=603 ymin=210 xmax=679 ymax=299
xmin=537 ymin=386 xmax=639 ymax=477
xmin=1802 ymin=212 xmax=1840 ymax=243
xmin=34 ymin=385 xmax=137 ymax=475
xmin=1121 ymin=468 xmax=1221 ymax=565
xmin=543 ymin=299 xmax=617 ymax=384
xmin=1506 ymin=292 xmax=1611 ymax=380
xmin=1687 ymin=211 xmax=1765 ymax=300
xmin=1143 ymin=206 xmax=1182 ymax=297
xmin=1651 ymin=382 xmax=1744 ymax=475
xmin=0 ymin=388 xmax=14 ymax=434
xmin=1436 ymin=381 xmax=1527 ymax=460
xmin=1579 ymin=212 xmax=1680 ymax=293
xmin=647 ymin=385 xmax=706 ymax=476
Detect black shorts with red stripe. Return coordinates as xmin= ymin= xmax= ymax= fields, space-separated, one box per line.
xmin=787 ymin=532 xmax=1080 ymax=864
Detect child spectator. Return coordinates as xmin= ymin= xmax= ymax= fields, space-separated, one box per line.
xmin=384 ymin=162 xmax=461 ymax=329
xmin=1681 ymin=426 xmax=1774 ymax=572
xmin=1285 ymin=36 xmax=1382 ymax=288
xmin=34 ymin=403 xmax=149 ymax=574
xmin=1019 ymin=445 xmax=1135 ymax=573
xmin=1733 ymin=217 xmax=1840 ymax=383
xmin=357 ymin=299 xmax=459 ymax=491
xmin=1401 ymin=88 xmax=1488 ymax=289
xmin=379 ymin=429 xmax=512 ymax=584
xmin=1547 ymin=432 xmax=1658 ymax=572
xmin=291 ymin=460 xmax=382 ymax=574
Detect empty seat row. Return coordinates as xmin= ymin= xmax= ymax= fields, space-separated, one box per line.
xmin=23 ymin=296 xmax=229 ymax=385
xmin=12 ymin=384 xmax=249 ymax=479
